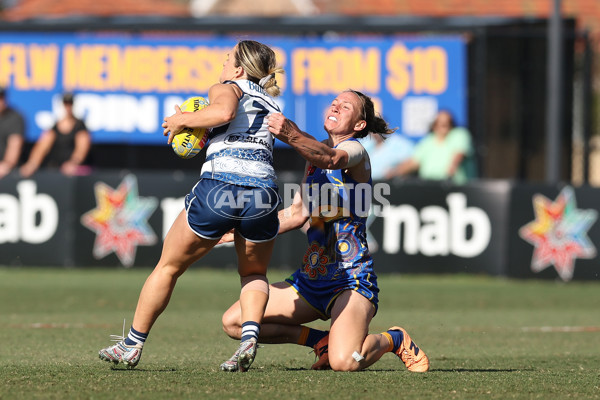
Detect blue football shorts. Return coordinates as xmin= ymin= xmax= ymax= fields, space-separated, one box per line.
xmin=185 ymin=178 xmax=280 ymax=242
xmin=285 ymin=267 xmax=379 ymax=320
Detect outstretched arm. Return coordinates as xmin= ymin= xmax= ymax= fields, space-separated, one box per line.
xmin=278 ymin=182 xmax=310 ymax=234
xmin=218 ymin=164 xmax=311 ymax=245
xmin=218 ymin=189 xmax=309 ymax=245
xmin=267 ymin=113 xmax=349 ymax=170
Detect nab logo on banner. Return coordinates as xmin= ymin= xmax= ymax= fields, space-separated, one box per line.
xmin=0 ymin=181 xmax=59 ymax=244
xmin=381 ymin=192 xmax=492 ymax=258
xmin=80 ymin=174 xmax=158 ymax=267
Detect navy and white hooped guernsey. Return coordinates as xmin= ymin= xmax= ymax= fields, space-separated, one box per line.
xmin=200 ymin=79 xmax=281 ymax=188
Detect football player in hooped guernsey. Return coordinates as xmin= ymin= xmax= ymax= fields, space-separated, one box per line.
xmin=98 ymin=40 xmax=284 ymax=372
xmin=221 ymin=90 xmax=430 ymax=372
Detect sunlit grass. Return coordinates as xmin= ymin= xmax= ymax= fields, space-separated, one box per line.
xmin=1 ymin=267 xmax=599 ymax=399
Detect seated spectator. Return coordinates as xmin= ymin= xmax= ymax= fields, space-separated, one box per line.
xmin=360 ymin=132 xmax=415 ymax=181
xmin=20 ymin=92 xmax=91 ymax=177
xmin=387 ymin=110 xmax=476 ymax=184
xmin=0 ymin=87 xmax=25 ymax=179
xmin=362 ymin=132 xmax=415 ymax=252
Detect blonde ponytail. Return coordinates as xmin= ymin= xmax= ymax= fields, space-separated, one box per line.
xmin=235 ymin=40 xmax=285 ymax=97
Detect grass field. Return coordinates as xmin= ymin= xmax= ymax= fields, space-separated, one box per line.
xmin=1 ymin=267 xmax=599 ymax=399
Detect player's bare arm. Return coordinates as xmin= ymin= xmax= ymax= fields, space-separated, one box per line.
xmin=268 ymin=113 xmax=349 ymax=170
xmin=278 ymin=184 xmax=310 ymax=234
xmin=162 ymin=83 xmax=240 ymax=143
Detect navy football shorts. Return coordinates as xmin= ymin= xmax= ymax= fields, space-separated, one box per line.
xmin=285 ymin=267 xmax=379 ymax=320
xmin=185 ymin=179 xmax=280 ymax=242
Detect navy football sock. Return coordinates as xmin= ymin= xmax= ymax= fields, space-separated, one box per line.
xmin=386 ymin=329 xmax=404 ymax=353
xmin=124 ymin=326 xmax=148 ymax=347
xmin=241 ymin=321 xmax=260 ymax=342
xmin=305 ymin=328 xmax=328 ymax=348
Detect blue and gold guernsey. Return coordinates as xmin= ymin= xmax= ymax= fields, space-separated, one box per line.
xmin=200 ymin=79 xmax=281 ymax=189
xmin=286 ymin=138 xmax=379 ymax=319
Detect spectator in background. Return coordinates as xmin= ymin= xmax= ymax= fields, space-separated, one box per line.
xmin=20 ymin=92 xmax=91 ymax=178
xmin=0 ymin=87 xmax=25 ymax=179
xmin=386 ymin=110 xmax=476 ymax=184
xmin=360 ymin=131 xmax=415 ymax=181
xmin=359 ymin=132 xmax=415 ymax=252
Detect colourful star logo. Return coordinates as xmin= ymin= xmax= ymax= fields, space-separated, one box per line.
xmin=519 ymin=186 xmax=597 ymax=281
xmin=81 ymin=175 xmax=158 ymax=267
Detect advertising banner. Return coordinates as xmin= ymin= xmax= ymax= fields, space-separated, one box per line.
xmin=365 ymin=180 xmax=512 ymax=275
xmin=0 ymin=32 xmax=466 ymax=146
xmin=2 ymin=172 xmax=597 ymax=281
xmin=0 ymin=172 xmax=74 ymax=265
xmin=70 ymin=171 xmax=307 ymax=269
xmin=508 ymin=184 xmax=599 ymax=281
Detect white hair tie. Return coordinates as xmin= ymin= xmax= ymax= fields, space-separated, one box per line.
xmin=259 ymin=73 xmax=275 ymax=87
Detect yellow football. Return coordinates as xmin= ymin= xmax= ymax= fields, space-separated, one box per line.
xmin=171 ymin=96 xmax=209 ymax=159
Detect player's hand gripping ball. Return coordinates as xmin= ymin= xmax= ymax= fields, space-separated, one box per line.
xmin=171 ymin=96 xmax=210 ymax=159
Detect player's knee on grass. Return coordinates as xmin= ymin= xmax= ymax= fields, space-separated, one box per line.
xmin=221 ymin=307 xmax=242 ymax=339
xmin=328 ymin=351 xmax=362 ymax=372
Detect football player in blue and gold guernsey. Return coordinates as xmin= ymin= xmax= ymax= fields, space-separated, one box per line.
xmin=99 ymin=40 xmax=284 ymax=372
xmin=221 ymin=90 xmax=430 ymax=372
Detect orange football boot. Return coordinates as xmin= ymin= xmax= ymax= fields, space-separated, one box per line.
xmin=386 ymin=326 xmax=429 ymax=372
xmin=311 ymin=334 xmax=330 ymax=370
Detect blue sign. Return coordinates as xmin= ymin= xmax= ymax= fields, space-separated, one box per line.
xmin=0 ymin=33 xmax=466 ymax=146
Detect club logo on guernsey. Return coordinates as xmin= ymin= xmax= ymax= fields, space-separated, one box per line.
xmin=225 ymin=134 xmax=243 ymax=143
xmin=207 ymin=182 xmax=279 ymax=220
